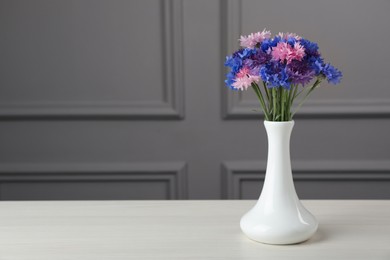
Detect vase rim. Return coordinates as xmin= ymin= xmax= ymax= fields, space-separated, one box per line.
xmin=264 ymin=120 xmax=294 ymax=124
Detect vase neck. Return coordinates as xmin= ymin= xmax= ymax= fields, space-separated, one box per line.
xmin=264 ymin=121 xmax=294 ymax=166
xmin=260 ymin=121 xmax=296 ymax=200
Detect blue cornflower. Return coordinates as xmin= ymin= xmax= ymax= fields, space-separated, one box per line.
xmin=225 ymin=71 xmax=237 ymax=90
xmin=286 ymin=37 xmax=297 ymax=47
xmin=225 ymin=48 xmax=256 ymax=72
xmin=307 ymin=56 xmax=324 ymax=75
xmin=322 ymin=63 xmax=342 ymax=84
xmin=237 ymin=48 xmax=257 ymax=59
xmin=299 ymin=38 xmax=319 ymax=56
xmin=260 ymin=62 xmax=291 ymax=89
xmin=260 ymin=36 xmax=281 ymax=53
xmin=260 ymin=40 xmax=271 ymax=53
xmin=225 ymin=55 xmax=242 ymax=74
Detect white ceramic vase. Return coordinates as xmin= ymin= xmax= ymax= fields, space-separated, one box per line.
xmin=240 ymin=120 xmax=318 ymax=245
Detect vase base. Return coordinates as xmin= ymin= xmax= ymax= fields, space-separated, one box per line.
xmin=240 ymin=225 xmax=318 ymax=245
xmin=243 ymin=235 xmax=315 ymax=245
xmin=240 ymin=205 xmax=318 ymax=245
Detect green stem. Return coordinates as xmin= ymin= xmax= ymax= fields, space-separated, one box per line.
xmin=281 ymin=88 xmax=285 ymax=121
xmin=292 ymin=79 xmax=322 ymax=117
xmin=287 ymin=85 xmax=295 ymax=121
xmin=262 ymin=81 xmax=270 ymax=101
xmin=251 ymin=83 xmax=269 ymax=121
xmin=294 ymin=86 xmax=304 ymax=99
xmin=272 ymin=88 xmax=277 ymax=121
xmin=286 ymin=85 xmax=292 ymax=107
xmin=285 ymin=92 xmax=289 ymax=121
xmin=291 ymin=85 xmax=298 ymax=104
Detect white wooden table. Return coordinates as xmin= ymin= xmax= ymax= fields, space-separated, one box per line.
xmin=0 ymin=200 xmax=389 ymax=259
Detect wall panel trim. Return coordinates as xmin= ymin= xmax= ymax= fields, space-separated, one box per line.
xmin=221 ymin=160 xmax=390 ymax=199
xmin=0 ymin=162 xmax=188 ymax=199
xmin=0 ymin=0 xmax=184 ymax=120
xmin=220 ymin=0 xmax=390 ymax=119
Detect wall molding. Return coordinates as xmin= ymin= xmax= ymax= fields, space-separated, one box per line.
xmin=221 ymin=160 xmax=390 ymax=199
xmin=0 ymin=0 xmax=184 ymax=119
xmin=0 ymin=162 xmax=188 ymax=199
xmin=220 ymin=0 xmax=390 ymax=119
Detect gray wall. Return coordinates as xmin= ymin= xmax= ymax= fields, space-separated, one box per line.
xmin=0 ymin=0 xmax=389 ymax=200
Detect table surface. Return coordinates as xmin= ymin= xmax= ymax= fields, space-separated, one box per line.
xmin=0 ymin=200 xmax=389 ymax=260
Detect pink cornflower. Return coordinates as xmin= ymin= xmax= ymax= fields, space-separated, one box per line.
xmin=277 ymin=32 xmax=302 ymax=40
xmin=252 ymin=29 xmax=271 ymax=42
xmin=232 ymin=76 xmax=260 ymax=91
xmin=239 ymin=35 xmax=256 ymax=49
xmin=272 ymin=42 xmax=305 ymax=64
xmin=288 ymin=42 xmax=305 ymax=63
xmin=271 ymin=42 xmax=290 ymax=62
xmin=236 ymin=67 xmax=251 ymax=78
xmin=233 ymin=67 xmax=260 ymax=90
xmin=239 ymin=29 xmax=271 ymax=49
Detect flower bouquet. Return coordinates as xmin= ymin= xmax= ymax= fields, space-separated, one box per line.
xmin=225 ymin=29 xmax=342 ymax=121
xmin=225 ymin=29 xmax=342 ymax=245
